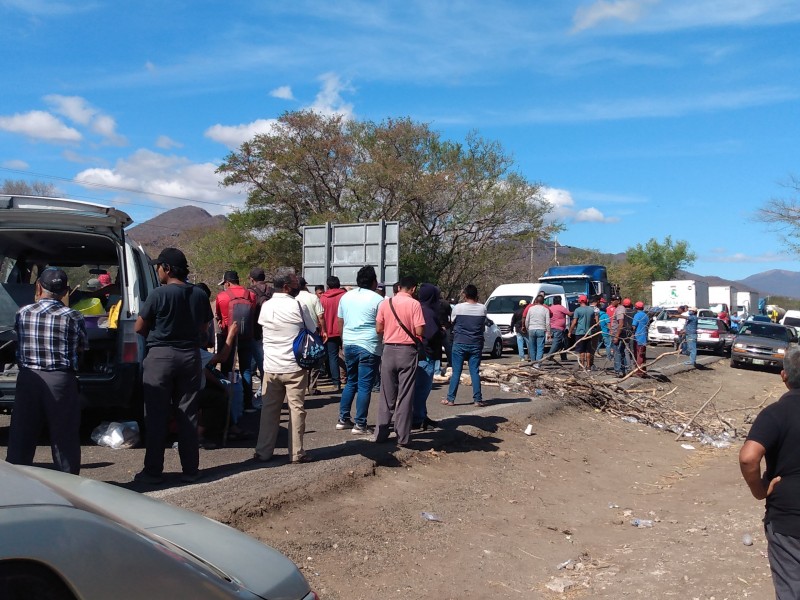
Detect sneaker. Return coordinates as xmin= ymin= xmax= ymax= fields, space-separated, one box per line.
xmin=133 ymin=470 xmax=164 ymax=485
xmin=351 ymin=423 xmax=374 ymax=435
xmin=336 ymin=418 xmax=354 ymax=430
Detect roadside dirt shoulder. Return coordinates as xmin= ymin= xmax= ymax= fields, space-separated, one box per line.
xmin=237 ymin=363 xmax=782 ymax=599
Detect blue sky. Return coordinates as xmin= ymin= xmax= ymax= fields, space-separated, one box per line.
xmin=1 ymin=0 xmax=798 ymax=281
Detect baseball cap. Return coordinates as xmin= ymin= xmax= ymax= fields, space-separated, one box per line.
xmin=622 ymin=298 xmax=632 ymax=307
xmin=519 ymin=299 xmax=528 ymax=306
xmin=217 ymin=270 xmax=239 ymax=286
xmin=98 ymin=273 xmax=112 ymax=286
xmin=249 ymin=267 xmax=265 ymax=281
xmin=149 ymin=247 xmax=188 ymax=269
xmin=578 ymin=294 xmax=588 ymax=303
xmin=38 ymin=267 xmax=69 ymax=295
xmin=635 ymin=301 xmax=644 ymax=309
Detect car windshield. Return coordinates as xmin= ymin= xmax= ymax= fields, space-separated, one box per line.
xmin=655 ymin=310 xmax=680 ymax=321
xmin=784 ymin=316 xmax=800 ymax=327
xmin=738 ymin=324 xmax=789 ymax=342
xmin=485 ymin=295 xmax=532 ymax=314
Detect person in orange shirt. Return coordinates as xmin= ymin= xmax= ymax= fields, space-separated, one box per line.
xmin=374 ymin=276 xmax=425 ymax=447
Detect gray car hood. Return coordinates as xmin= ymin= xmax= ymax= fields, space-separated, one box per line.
xmin=6 ymin=464 xmax=310 ymax=600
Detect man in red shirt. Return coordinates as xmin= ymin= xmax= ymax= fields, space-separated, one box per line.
xmin=544 ymin=295 xmax=573 ymax=363
xmin=375 ymin=275 xmax=424 ymax=447
xmin=215 ymin=270 xmax=257 ymax=417
xmin=320 ymin=276 xmax=347 ymax=392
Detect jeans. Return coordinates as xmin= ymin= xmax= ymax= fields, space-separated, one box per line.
xmin=515 ymin=332 xmax=528 ymax=359
xmin=339 ymin=345 xmax=378 ymax=426
xmin=412 ymin=358 xmax=436 ymax=424
xmin=325 ymin=336 xmax=344 ymax=387
xmin=221 ymin=335 xmax=253 ymax=407
xmin=686 ymin=334 xmax=698 ymax=365
xmin=546 ymin=328 xmax=567 ymax=360
xmin=613 ymin=339 xmax=629 ymax=374
xmin=448 ymin=343 xmax=483 ymax=403
xmin=528 ymin=329 xmax=546 ymax=362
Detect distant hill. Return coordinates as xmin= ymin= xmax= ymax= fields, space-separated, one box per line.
xmin=127 ymin=206 xmax=227 ymax=256
xmin=736 ymin=270 xmax=800 ymax=300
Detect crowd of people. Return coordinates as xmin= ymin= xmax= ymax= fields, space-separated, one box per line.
xmin=5 ymin=247 xmax=494 ymax=483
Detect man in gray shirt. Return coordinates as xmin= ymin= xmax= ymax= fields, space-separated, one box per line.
xmin=525 ymin=296 xmax=551 ymax=367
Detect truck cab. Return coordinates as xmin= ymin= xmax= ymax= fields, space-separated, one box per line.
xmin=538 ymin=264 xmax=617 ymax=310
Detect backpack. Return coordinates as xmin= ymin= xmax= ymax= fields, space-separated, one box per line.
xmin=226 ymin=289 xmax=256 ymax=341
xmin=292 ymin=302 xmax=325 ymax=368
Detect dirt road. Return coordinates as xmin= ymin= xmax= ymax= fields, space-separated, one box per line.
xmin=236 ymin=361 xmax=781 ymax=599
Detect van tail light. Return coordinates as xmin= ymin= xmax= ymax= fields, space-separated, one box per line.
xmin=709 ymin=331 xmax=719 ymax=339
xmin=120 ymin=321 xmax=140 ymax=363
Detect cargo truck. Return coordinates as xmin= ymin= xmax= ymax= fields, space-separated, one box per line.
xmin=651 ymin=280 xmax=710 ymax=309
xmin=735 ymin=291 xmax=759 ymax=317
xmin=708 ymin=285 xmax=738 ymax=315
xmin=537 ymin=264 xmax=617 ymax=310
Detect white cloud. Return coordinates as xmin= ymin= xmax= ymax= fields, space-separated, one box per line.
xmin=1 ymin=159 xmax=29 ymax=170
xmin=44 ymin=94 xmax=127 ymax=145
xmin=270 ymin=85 xmax=295 ymax=100
xmin=155 ymin=135 xmax=183 ymax=149
xmin=572 ymin=0 xmax=657 ymax=33
xmin=540 ymin=186 xmax=618 ymax=224
xmin=74 ymin=149 xmax=243 ymax=213
xmin=309 ymin=72 xmax=355 ymax=118
xmin=145 ymin=61 xmax=157 ymax=73
xmin=0 ymin=111 xmax=81 ymax=142
xmin=62 ymin=149 xmax=104 ymax=164
xmin=204 ymin=118 xmax=278 ymax=149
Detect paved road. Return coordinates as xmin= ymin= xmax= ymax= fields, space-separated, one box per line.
xmin=0 ymin=341 xmax=717 ymax=490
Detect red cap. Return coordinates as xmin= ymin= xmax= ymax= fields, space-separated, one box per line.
xmin=622 ymin=298 xmax=632 ymax=307
xmin=578 ymin=294 xmax=588 ymax=303
xmin=635 ymin=301 xmax=644 ymax=309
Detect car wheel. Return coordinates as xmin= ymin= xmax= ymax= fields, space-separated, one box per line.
xmin=490 ymin=338 xmax=503 ymax=358
xmin=730 ymin=359 xmax=739 ymax=369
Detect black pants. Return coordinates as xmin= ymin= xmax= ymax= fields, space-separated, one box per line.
xmin=766 ymin=522 xmax=800 ymax=598
xmin=142 ymin=346 xmax=201 ymax=476
xmin=7 ymin=367 xmax=81 ymax=475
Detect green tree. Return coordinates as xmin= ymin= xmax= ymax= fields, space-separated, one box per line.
xmin=217 ymin=111 xmax=559 ymax=297
xmin=625 ymin=236 xmax=696 ymax=281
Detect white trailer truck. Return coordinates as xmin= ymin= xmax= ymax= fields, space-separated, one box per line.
xmin=651 ymin=280 xmax=710 ymax=309
xmin=735 ymin=291 xmax=759 ymax=317
xmin=708 ymin=285 xmax=738 ymax=314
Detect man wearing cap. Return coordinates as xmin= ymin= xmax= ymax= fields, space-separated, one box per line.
xmin=631 ymin=301 xmax=649 ymax=376
xmin=568 ymin=295 xmax=597 ymax=370
xmin=611 ymin=298 xmax=634 ymax=377
xmin=7 ymin=268 xmax=89 ymax=474
xmin=544 ymin=295 xmax=573 ymax=364
xmin=215 ymin=270 xmax=257 ymax=416
xmin=510 ymin=299 xmax=529 ymax=361
xmin=678 ymin=307 xmax=699 ymax=367
xmin=524 ymin=295 xmax=550 ymax=367
xmin=134 ymin=248 xmax=213 ymax=484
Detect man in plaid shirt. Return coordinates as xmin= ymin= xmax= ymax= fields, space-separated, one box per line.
xmin=7 ymin=267 xmax=88 ymax=474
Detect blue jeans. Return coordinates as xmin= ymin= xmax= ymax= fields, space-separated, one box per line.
xmin=448 ymin=343 xmax=482 ymax=404
xmin=528 ymin=329 xmax=546 ymax=362
xmin=516 ymin=333 xmax=528 ymax=359
xmin=546 ymin=328 xmax=567 ymax=359
xmin=325 ymin=337 xmax=343 ymax=387
xmin=250 ymin=339 xmax=264 ymax=380
xmin=686 ymin=334 xmax=697 ymax=365
xmin=412 ymin=359 xmax=436 ymax=424
xmin=339 ymin=345 xmax=378 ymax=426
xmin=613 ymin=339 xmax=628 ymax=374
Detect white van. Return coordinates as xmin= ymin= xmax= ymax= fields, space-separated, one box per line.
xmin=781 ymin=310 xmax=800 ymax=336
xmin=485 ymin=283 xmax=567 ymax=345
xmin=0 ymin=195 xmax=159 ymax=417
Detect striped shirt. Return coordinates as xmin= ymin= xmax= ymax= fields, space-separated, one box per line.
xmin=16 ymin=299 xmax=89 ymax=371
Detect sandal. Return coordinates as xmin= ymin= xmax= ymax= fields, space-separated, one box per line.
xmin=440 ymin=399 xmax=455 ymax=406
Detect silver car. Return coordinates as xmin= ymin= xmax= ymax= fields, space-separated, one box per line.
xmin=0 ymin=462 xmax=317 ymax=600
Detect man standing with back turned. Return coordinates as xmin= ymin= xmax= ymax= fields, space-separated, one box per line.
xmin=7 ymin=268 xmax=88 ymax=474
xmin=740 ymin=346 xmax=800 ymax=598
xmin=444 ymin=284 xmax=487 ymax=407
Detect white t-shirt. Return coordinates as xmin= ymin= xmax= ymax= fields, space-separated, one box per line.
xmin=259 ymin=293 xmax=317 ymax=374
xmin=297 ymin=289 xmax=324 ymax=322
